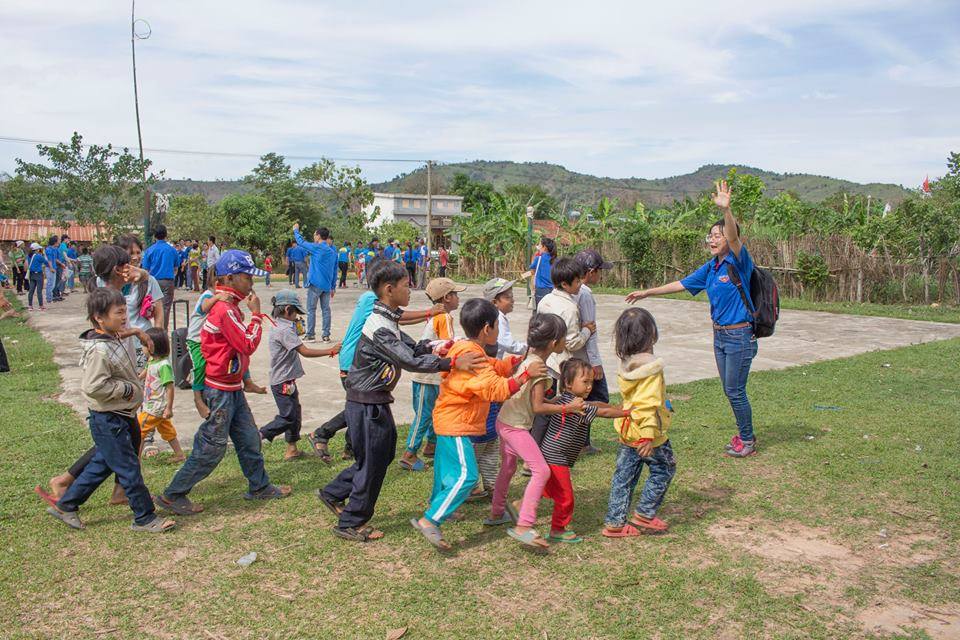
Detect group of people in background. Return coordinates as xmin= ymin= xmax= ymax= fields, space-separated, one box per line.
xmin=0 ymin=233 xmax=89 ymax=310
xmin=29 ymin=181 xmax=762 ymax=549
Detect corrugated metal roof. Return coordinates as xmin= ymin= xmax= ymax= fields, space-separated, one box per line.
xmin=0 ymin=218 xmax=109 ymax=243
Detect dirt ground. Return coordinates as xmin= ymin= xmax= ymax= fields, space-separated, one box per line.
xmin=21 ymin=279 xmax=960 ymax=444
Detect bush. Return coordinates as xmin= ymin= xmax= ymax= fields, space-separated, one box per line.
xmin=796 ymin=251 xmax=829 ymax=292
xmin=617 ymin=218 xmax=656 ymax=286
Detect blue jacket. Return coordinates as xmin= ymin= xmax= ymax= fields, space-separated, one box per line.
xmin=293 ymin=229 xmax=338 ymax=291
xmin=29 ymin=252 xmax=48 ymax=273
xmin=142 ymin=240 xmax=181 ymax=280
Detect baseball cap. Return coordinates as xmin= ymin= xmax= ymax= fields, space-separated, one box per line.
xmin=482 ymin=277 xmax=515 ymax=301
xmin=215 ymin=249 xmax=268 ymax=277
xmin=30 ymin=242 xmax=42 ymax=250
xmin=574 ymin=249 xmax=612 ymax=271
xmin=15 ymin=240 xmax=23 ymax=247
xmin=270 ymin=289 xmax=306 ymax=314
xmin=425 ymin=277 xmax=466 ymax=302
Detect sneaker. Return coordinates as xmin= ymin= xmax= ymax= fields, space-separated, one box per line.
xmin=321 ymin=336 xmax=331 ymax=343
xmin=304 ymin=335 xmax=316 ymax=343
xmin=724 ymin=435 xmax=743 ymax=452
xmin=725 ymin=438 xmax=757 ymax=458
xmin=27 ymin=306 xmax=34 ymax=311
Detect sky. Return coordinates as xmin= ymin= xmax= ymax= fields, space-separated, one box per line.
xmin=1 ymin=0 xmax=959 ymax=187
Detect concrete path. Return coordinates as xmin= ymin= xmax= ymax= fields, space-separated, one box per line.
xmin=23 ymin=281 xmax=960 ymax=446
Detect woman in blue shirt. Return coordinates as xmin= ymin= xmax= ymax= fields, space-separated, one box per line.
xmin=527 ymin=236 xmax=556 ymax=307
xmin=625 ymin=181 xmax=759 ymax=458
xmin=27 ymin=242 xmax=48 ymax=310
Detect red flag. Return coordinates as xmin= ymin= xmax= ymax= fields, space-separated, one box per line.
xmin=922 ymin=175 xmax=931 ymax=193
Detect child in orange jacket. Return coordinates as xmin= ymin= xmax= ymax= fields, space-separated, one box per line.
xmin=410 ymin=298 xmax=546 ymax=551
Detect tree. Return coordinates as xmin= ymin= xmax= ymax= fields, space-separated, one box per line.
xmin=296 ymin=159 xmax=374 ymax=219
xmin=165 ymin=194 xmax=225 ymax=243
xmin=218 ymin=193 xmax=292 ymax=254
xmin=0 ymin=174 xmax=54 ymax=218
xmin=503 ymin=183 xmax=559 ymax=218
xmin=12 ymin=132 xmax=160 ymax=235
xmin=244 ymin=153 xmax=313 ymax=224
xmin=450 ymin=173 xmax=500 ymax=214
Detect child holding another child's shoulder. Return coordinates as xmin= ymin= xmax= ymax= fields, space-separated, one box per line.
xmin=602 ymin=307 xmax=676 ymax=538
xmin=260 ymin=289 xmax=340 ymax=460
xmin=138 ymin=327 xmax=186 ymax=463
xmin=46 ymin=288 xmax=176 ymax=533
xmin=539 ymin=358 xmax=628 ymax=543
xmin=411 ymin=298 xmax=544 ymax=551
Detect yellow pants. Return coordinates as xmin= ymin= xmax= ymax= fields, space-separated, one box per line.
xmin=138 ymin=412 xmax=178 ymax=442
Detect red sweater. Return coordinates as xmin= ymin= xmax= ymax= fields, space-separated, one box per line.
xmin=200 ymin=286 xmax=264 ymax=391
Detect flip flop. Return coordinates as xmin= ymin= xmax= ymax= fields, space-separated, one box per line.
xmin=332 ymin=526 xmax=382 ymax=543
xmin=410 ymin=518 xmax=451 ymax=551
xmin=244 ymin=484 xmax=292 ymax=500
xmin=155 ymin=494 xmax=204 ymax=516
xmin=398 ymin=458 xmax=426 ymax=472
xmin=507 ymin=527 xmax=549 ymax=550
xmin=315 ymin=489 xmax=344 ymax=517
xmin=547 ymin=530 xmax=584 ymax=544
xmin=34 ymin=485 xmax=58 ymax=508
xmin=466 ymin=489 xmax=489 ymax=502
xmin=283 ymin=450 xmax=304 ymax=462
xmin=482 ymin=512 xmax=512 ymax=526
xmin=130 ymin=516 xmax=177 ymax=533
xmin=46 ymin=505 xmax=84 ymax=530
xmin=601 ymin=524 xmax=642 ymax=538
xmin=306 ymin=433 xmax=333 ymax=464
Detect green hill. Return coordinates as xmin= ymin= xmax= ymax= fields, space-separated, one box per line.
xmin=372 ymin=161 xmax=911 ymax=208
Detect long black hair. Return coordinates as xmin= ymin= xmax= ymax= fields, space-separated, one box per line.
xmin=614 ymin=307 xmax=659 ymax=359
xmin=540 ymin=236 xmax=557 ymax=264
xmin=527 ymin=312 xmax=566 ymax=349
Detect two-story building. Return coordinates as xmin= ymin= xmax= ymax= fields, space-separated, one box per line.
xmin=363 ymin=192 xmax=465 ymax=248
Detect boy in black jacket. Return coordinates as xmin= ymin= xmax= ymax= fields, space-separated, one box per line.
xmin=317 ymin=262 xmax=481 ymax=542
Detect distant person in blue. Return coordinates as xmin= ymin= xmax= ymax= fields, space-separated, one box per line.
xmin=141 ymin=225 xmax=182 ymax=329
xmin=65 ymin=241 xmax=78 ymax=293
xmin=44 ymin=235 xmax=64 ymax=303
xmin=383 ymin=238 xmax=397 ymax=262
xmin=526 ymin=236 xmax=556 ymax=307
xmin=626 ymin=180 xmax=759 ymax=458
xmin=286 ymin=241 xmax=308 ymax=288
xmin=403 ymin=241 xmax=417 ymax=287
xmin=292 ymin=223 xmax=338 ymax=342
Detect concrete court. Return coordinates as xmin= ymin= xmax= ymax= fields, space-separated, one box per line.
xmin=22 ymin=279 xmax=960 ymax=446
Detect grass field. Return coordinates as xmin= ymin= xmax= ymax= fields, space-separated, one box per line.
xmin=2 ymin=292 xmax=959 ymax=639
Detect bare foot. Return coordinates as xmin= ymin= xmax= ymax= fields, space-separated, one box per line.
xmin=108 ymin=484 xmax=128 ymax=506
xmin=49 ymin=474 xmax=73 ymax=500
xmin=243 ymin=379 xmax=267 ymax=394
xmin=143 ymin=447 xmax=160 ymax=458
xmin=169 ymin=454 xmax=186 ymax=464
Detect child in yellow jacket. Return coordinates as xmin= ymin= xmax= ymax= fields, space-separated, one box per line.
xmin=602 ymin=307 xmax=676 ymax=538
xmin=411 ymin=298 xmax=545 ymax=551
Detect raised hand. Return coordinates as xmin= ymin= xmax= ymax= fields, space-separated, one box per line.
xmin=713 ymin=180 xmax=732 ymax=210
xmin=246 ymin=291 xmax=261 ymax=316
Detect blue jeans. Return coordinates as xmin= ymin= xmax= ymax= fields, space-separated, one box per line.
xmin=713 ymin=326 xmax=758 ymax=441
xmin=28 ymin=272 xmax=44 ymax=307
xmin=54 ymin=264 xmax=65 ymax=298
xmin=293 ymin=261 xmax=307 ymax=288
xmin=58 ymin=411 xmax=156 ymax=525
xmin=67 ymin=267 xmax=75 ymax=290
xmin=305 ymin=285 xmax=331 ymax=338
xmin=44 ymin=267 xmax=56 ymax=301
xmin=163 ymin=387 xmax=270 ymax=499
xmin=534 ymin=287 xmax=552 ymax=308
xmin=604 ymin=440 xmax=676 ymax=526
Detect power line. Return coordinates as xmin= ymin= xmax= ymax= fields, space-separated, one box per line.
xmin=0 ymin=135 xmax=428 ymax=164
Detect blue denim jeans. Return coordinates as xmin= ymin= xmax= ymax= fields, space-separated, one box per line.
xmin=293 ymin=261 xmax=307 ymax=288
xmin=163 ymin=387 xmax=270 ymax=499
xmin=305 ymin=285 xmax=331 ymax=339
xmin=58 ymin=411 xmax=157 ymax=525
xmin=713 ymin=326 xmax=758 ymax=441
xmin=534 ymin=287 xmax=552 ymax=308
xmin=604 ymin=440 xmax=676 ymax=526
xmin=44 ymin=266 xmax=56 ymax=301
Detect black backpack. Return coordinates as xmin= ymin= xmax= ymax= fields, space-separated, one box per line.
xmin=726 ymin=263 xmax=780 ymax=338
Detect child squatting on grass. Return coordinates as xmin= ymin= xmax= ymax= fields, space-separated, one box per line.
xmin=602 ymin=307 xmax=677 ymax=538
xmin=46 ymin=288 xmax=175 ymax=532
xmin=410 ymin=297 xmax=546 ymax=551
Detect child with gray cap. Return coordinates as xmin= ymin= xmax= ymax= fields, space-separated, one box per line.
xmin=261 ymin=289 xmax=340 ymax=460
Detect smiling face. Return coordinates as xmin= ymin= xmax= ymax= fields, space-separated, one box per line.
xmin=493 ymin=289 xmax=514 ymax=314
xmin=95 ymin=302 xmax=128 ymax=334
xmin=126 ymin=242 xmax=143 ymax=267
xmin=707 ymin=224 xmax=730 ymax=258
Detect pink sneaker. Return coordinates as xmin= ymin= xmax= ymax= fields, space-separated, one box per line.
xmin=725 ymin=438 xmax=757 ymax=458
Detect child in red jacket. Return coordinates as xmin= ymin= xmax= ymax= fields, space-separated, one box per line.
xmin=157 ymin=250 xmax=292 ymax=516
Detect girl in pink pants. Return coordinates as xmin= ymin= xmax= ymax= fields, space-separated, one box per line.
xmin=485 ymin=313 xmax=581 ymax=549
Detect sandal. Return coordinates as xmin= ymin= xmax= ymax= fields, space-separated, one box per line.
xmin=283 ymin=450 xmax=304 ymax=462
xmin=504 ymin=500 xmax=520 ymax=523
xmin=410 ymin=518 xmax=451 ymax=551
xmin=507 ymin=527 xmax=549 ymax=549
xmin=244 ymin=484 xmax=292 ymax=500
xmin=306 ymin=433 xmax=333 ymax=464
xmin=629 ymin=514 xmax=669 ymax=533
xmin=155 ymin=494 xmax=204 ymax=516
xmin=315 ymin=489 xmax=344 ymax=517
xmin=466 ymin=488 xmax=489 ymax=502
xmin=483 ymin=512 xmax=512 ymax=526
xmin=46 ymin=505 xmax=84 ymax=530
xmin=547 ymin=530 xmax=584 ymax=543
xmin=332 ymin=525 xmax=382 ymax=543
xmin=601 ymin=524 xmax=642 ymax=538
xmin=34 ymin=485 xmax=58 ymax=508
xmin=130 ymin=515 xmax=177 ymax=533
xmin=398 ymin=458 xmax=426 ymax=472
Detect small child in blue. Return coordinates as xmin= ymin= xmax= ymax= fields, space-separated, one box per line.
xmin=260 ymin=290 xmax=340 ymax=460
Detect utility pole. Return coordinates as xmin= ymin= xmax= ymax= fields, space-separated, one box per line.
xmin=526 ymin=205 xmax=535 ymax=299
xmin=857 ymin=194 xmax=871 ymax=303
xmin=426 ymin=160 xmax=433 ymax=253
xmin=131 ymin=0 xmax=151 ymax=242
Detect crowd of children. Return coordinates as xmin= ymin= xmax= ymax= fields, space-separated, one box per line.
xmin=34 ymin=228 xmax=692 ymax=554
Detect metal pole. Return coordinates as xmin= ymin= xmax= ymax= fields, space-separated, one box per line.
xmin=426 ymin=160 xmax=433 ymax=254
xmin=526 ymin=205 xmax=535 ymax=298
xmin=131 ymin=0 xmax=150 ymax=242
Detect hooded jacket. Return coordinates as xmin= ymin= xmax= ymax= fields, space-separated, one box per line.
xmin=614 ymin=353 xmax=671 ymax=447
xmin=200 ymin=286 xmax=265 ymax=391
xmin=79 ymin=329 xmax=143 ymax=416
xmin=432 ymin=341 xmax=521 ymax=437
xmin=345 ymin=301 xmax=452 ymax=404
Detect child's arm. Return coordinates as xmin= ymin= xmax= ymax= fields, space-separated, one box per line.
xmin=588 ymin=402 xmax=631 ymax=419
xmin=530 ymin=380 xmax=585 ymax=415
xmin=296 ymin=342 xmax=341 ymax=358
xmin=216 ymin=300 xmax=265 ymax=356
xmin=162 ymin=382 xmax=174 ymax=419
xmin=200 ymin=291 xmax=231 ymax=313
xmin=463 ymin=355 xmax=541 ymax=403
xmin=398 ymin=303 xmax=445 ymax=326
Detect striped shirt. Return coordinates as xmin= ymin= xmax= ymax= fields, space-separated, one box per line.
xmin=539 ymin=391 xmax=598 ymax=468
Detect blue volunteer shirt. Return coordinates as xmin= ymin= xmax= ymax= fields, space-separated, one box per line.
xmin=66 ymin=247 xmax=78 ymax=261
xmin=338 ymin=247 xmax=351 ymax=263
xmin=29 ymin=252 xmax=48 ymax=273
xmin=680 ymin=245 xmax=755 ymax=326
xmin=44 ymin=246 xmax=60 ymax=268
xmin=403 ymin=248 xmax=416 ymax=264
xmin=141 ymin=240 xmax=181 ymax=280
xmin=293 ymin=229 xmax=338 ymax=291
xmin=287 ymin=245 xmax=307 ymax=263
xmin=530 ymin=252 xmax=552 ymax=289
xmin=383 ymin=245 xmax=396 ymax=261
xmin=338 ymin=291 xmax=377 ymax=371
